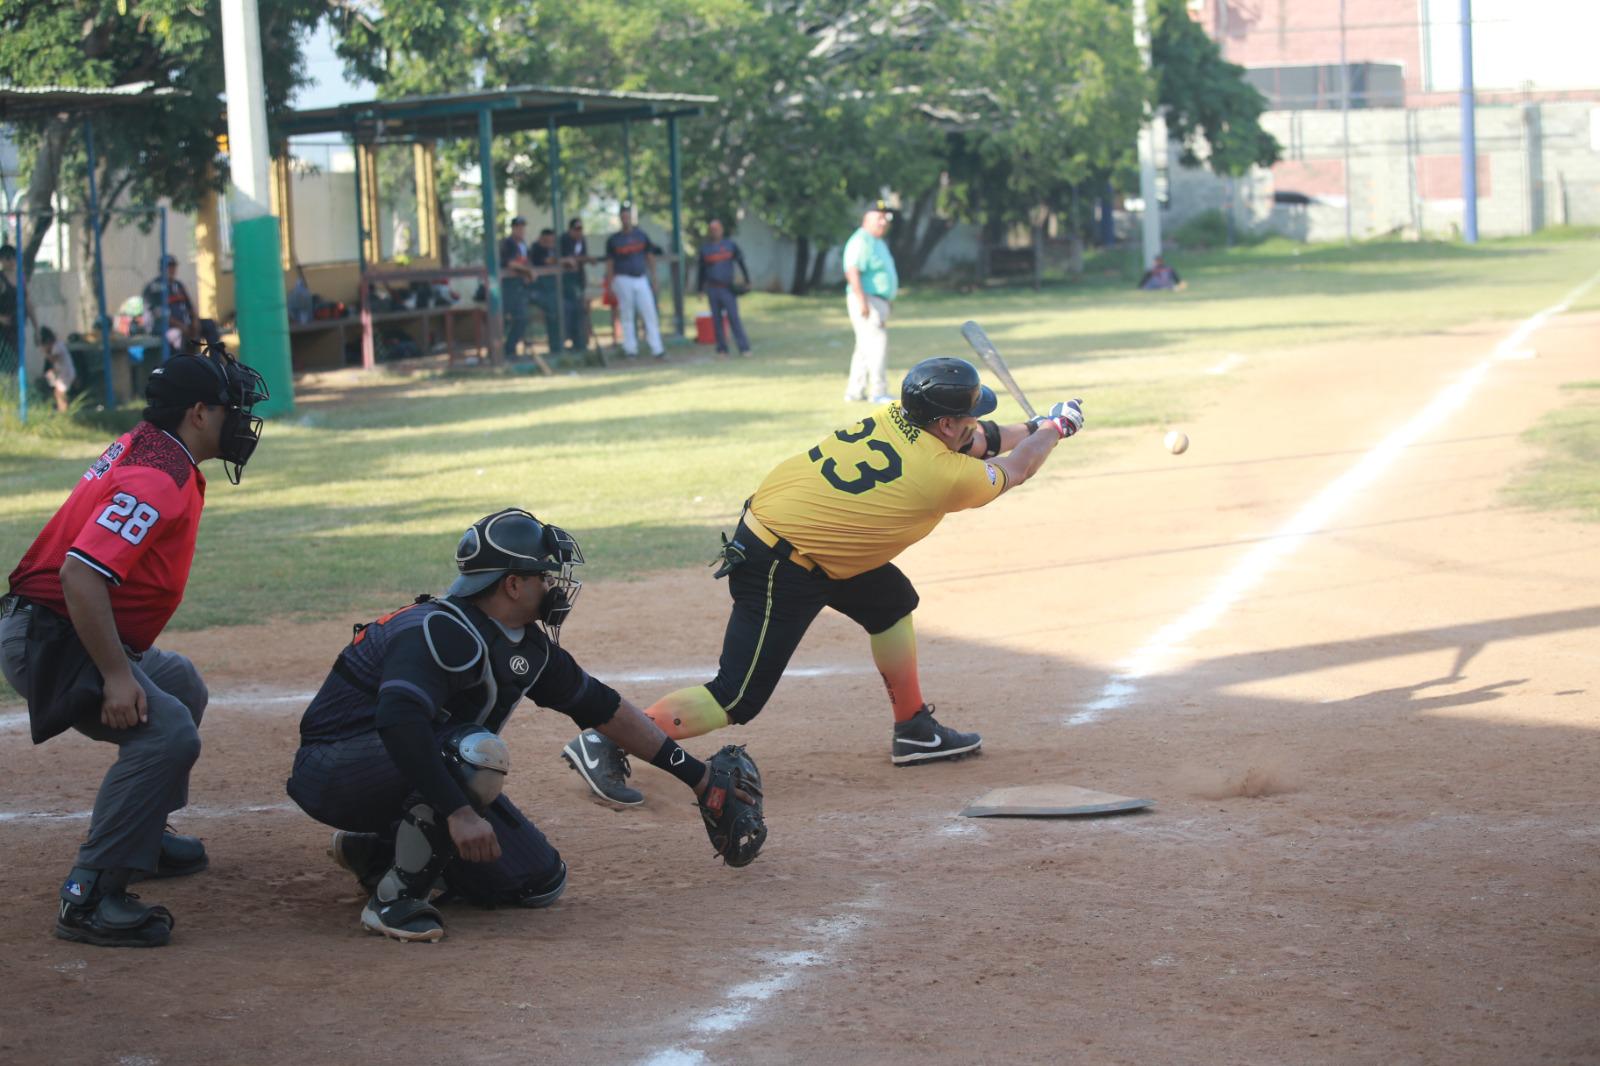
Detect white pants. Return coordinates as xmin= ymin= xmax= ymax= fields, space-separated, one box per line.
xmin=845 ymin=294 xmax=891 ymax=400
xmin=613 ymin=274 xmax=663 ymax=357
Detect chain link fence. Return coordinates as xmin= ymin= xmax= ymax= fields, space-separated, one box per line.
xmin=3 ymin=206 xmax=172 ymax=424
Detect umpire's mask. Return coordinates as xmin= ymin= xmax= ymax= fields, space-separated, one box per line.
xmin=143 ymin=341 xmax=270 ymax=485
xmin=448 ymin=509 xmax=586 ymax=641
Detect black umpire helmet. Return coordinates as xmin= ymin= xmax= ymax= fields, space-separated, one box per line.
xmin=899 ymin=357 xmax=997 ymax=427
xmin=143 ymin=343 xmax=270 ymax=485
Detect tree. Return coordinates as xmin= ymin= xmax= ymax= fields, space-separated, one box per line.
xmin=0 ymin=0 xmax=324 ymax=316
xmin=1149 ymin=0 xmax=1280 ymax=176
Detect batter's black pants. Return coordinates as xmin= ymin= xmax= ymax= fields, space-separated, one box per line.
xmin=707 ymin=521 xmax=918 ymax=724
xmin=287 ymin=730 xmax=561 ymax=904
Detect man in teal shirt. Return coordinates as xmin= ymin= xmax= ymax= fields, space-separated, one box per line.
xmin=841 ymin=203 xmax=898 ymax=403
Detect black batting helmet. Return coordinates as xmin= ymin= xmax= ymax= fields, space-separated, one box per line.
xmin=899 ymin=357 xmax=997 ymax=427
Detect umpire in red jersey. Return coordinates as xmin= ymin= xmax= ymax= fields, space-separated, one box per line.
xmin=2 ymin=345 xmax=268 ymax=947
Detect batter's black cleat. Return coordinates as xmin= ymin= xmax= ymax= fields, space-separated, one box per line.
xmin=55 ymin=867 xmax=174 ymax=948
xmin=361 ymin=892 xmax=444 ymax=943
xmin=892 ymin=705 xmax=982 ymax=766
xmin=561 ymin=731 xmax=644 ymax=807
xmin=329 ymin=831 xmax=394 ymax=893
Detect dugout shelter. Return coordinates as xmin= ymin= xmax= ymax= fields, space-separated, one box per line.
xmin=208 ymin=85 xmax=714 ymax=372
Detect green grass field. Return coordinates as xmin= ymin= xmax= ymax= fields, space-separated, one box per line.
xmin=3 ymin=233 xmax=1597 ymax=633
xmin=1506 ymin=381 xmax=1600 ymax=522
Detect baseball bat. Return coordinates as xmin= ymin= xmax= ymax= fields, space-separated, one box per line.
xmin=960 ymin=320 xmax=1037 ymax=420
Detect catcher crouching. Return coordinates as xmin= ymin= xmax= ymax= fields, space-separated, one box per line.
xmin=285 ymin=508 xmax=765 ymax=943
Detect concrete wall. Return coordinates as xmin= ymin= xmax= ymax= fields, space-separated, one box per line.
xmin=1165 ymin=100 xmax=1600 ymax=244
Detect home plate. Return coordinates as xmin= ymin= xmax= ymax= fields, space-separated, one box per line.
xmin=961 ymin=784 xmax=1153 ymax=818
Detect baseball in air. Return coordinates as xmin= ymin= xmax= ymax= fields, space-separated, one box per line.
xmin=1164 ymin=430 xmax=1190 ymax=455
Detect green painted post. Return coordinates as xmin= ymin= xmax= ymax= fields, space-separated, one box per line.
xmin=548 ymin=116 xmax=565 ymax=354
xmin=668 ymin=116 xmax=685 ymax=338
xmin=479 ymin=107 xmax=503 ymax=362
xmin=232 ymin=215 xmax=292 ymax=416
xmin=622 ymin=120 xmax=634 ymax=206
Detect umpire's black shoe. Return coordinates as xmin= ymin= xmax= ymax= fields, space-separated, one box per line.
xmin=561 ymin=731 xmax=644 ymax=807
xmin=55 ymin=867 xmax=174 ymax=948
xmin=892 ymin=705 xmax=982 ymax=766
xmin=131 ymin=826 xmax=208 ymax=882
xmin=329 ymin=831 xmax=394 ymax=892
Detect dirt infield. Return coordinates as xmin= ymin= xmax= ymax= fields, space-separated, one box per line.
xmin=2 ymin=308 xmax=1597 ymax=1066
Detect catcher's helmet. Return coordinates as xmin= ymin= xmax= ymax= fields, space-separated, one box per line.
xmin=899 ymin=357 xmax=997 ymax=427
xmin=447 ymin=509 xmax=585 ymax=635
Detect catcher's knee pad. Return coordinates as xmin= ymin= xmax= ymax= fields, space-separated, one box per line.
xmin=374 ymin=800 xmax=454 ymax=905
xmin=439 ymin=724 xmax=510 ymax=809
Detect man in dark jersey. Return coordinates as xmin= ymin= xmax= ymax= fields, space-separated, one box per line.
xmin=558 ymin=218 xmax=598 ymax=353
xmin=530 ymin=227 xmax=584 ymax=355
xmin=286 ymin=508 xmax=757 ymax=943
xmin=2 ymin=345 xmax=269 ymax=947
xmin=498 ymin=217 xmax=537 ymax=361
xmin=695 ymin=218 xmax=752 ymax=357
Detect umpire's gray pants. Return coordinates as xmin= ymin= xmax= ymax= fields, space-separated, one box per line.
xmin=0 ymin=605 xmax=207 ymax=873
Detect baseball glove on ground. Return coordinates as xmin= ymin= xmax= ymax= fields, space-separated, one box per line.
xmin=697 ymin=744 xmax=767 ymax=867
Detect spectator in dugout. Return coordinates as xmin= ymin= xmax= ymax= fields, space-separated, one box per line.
xmin=40 ymin=326 xmax=77 ymax=412
xmin=530 ymin=227 xmax=586 ymax=354
xmin=142 ymin=254 xmax=200 ymax=349
xmin=498 ymin=216 xmax=537 ymax=362
xmin=0 ymin=243 xmax=39 ymax=367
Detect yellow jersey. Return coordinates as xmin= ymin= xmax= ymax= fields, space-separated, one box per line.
xmin=749 ymin=403 xmax=1006 ymax=579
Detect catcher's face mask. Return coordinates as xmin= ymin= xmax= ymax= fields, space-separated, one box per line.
xmin=534 ymin=523 xmax=584 ymax=640
xmin=450 ymin=509 xmax=585 ymax=642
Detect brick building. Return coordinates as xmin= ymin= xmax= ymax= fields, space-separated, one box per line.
xmin=1163 ymin=0 xmax=1600 ymax=241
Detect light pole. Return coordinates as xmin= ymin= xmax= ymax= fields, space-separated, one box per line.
xmin=1460 ymin=0 xmax=1479 ymax=243
xmin=221 ymin=0 xmax=293 ymax=413
xmin=1132 ymin=0 xmax=1162 ymax=269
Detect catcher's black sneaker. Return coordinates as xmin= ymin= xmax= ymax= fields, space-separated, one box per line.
xmin=892 ymin=705 xmax=982 ymax=765
xmin=361 ymin=892 xmax=444 ymax=943
xmin=561 ymin=731 xmax=644 ymax=806
xmin=55 ymin=867 xmax=174 ymax=948
xmin=329 ymin=830 xmax=393 ymax=892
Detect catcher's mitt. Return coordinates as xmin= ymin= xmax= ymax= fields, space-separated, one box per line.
xmin=697 ymin=744 xmax=767 ymax=867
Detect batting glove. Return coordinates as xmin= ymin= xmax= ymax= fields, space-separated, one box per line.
xmin=1030 ymin=399 xmax=1084 ymax=439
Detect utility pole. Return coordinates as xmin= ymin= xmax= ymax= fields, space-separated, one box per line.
xmin=1132 ymin=0 xmax=1162 ymax=269
xmin=221 ymin=0 xmax=293 ymax=413
xmin=1460 ymin=0 xmax=1479 ymax=243
xmin=1339 ymin=0 xmax=1353 ymax=244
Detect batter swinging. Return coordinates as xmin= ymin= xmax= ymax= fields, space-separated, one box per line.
xmin=562 ymin=355 xmax=1083 ymax=805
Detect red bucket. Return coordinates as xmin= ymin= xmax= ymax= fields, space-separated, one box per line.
xmin=695 ymin=312 xmax=715 ymax=345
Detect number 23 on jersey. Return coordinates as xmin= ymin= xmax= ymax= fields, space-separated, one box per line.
xmin=808 ymin=417 xmax=903 ymax=495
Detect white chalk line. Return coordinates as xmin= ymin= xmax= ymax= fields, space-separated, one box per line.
xmin=0 ymin=664 xmax=875 ymax=735
xmin=638 ymin=895 xmax=880 ymax=1066
xmin=0 ymin=800 xmax=299 ymax=825
xmin=1206 ymin=352 xmax=1246 ymax=375
xmin=1070 ymin=270 xmax=1600 ymax=726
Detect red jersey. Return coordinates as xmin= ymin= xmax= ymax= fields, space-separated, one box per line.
xmin=8 ymin=422 xmax=207 ymax=651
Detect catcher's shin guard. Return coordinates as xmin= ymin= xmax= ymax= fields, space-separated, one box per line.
xmin=362 ymin=800 xmax=454 ymax=942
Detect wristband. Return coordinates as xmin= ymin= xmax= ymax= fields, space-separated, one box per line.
xmin=1024 ymin=419 xmax=1039 ymax=435
xmin=650 ymin=737 xmax=707 ymax=790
